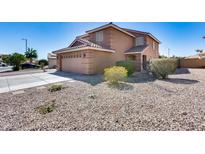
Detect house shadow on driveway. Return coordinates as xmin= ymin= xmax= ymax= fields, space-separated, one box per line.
xmin=175 ymin=68 xmax=191 ymax=75
xmin=49 ymin=71 xmax=104 ymax=86
xmin=50 ymin=71 xmax=155 ymax=86
xmin=49 ymin=68 xmax=199 ymax=86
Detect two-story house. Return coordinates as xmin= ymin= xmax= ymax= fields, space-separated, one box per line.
xmin=53 ymin=23 xmax=160 ymax=74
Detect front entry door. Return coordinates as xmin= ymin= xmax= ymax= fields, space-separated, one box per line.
xmin=142 ymin=55 xmax=147 ymax=70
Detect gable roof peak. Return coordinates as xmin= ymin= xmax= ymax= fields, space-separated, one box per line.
xmin=86 ymin=23 xmax=135 ymax=38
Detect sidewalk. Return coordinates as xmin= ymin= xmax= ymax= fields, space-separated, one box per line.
xmin=0 ymin=71 xmax=75 ymax=93
xmin=0 ymin=69 xmax=56 ymax=77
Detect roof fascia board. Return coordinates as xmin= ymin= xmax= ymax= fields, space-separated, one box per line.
xmin=54 ymin=47 xmax=115 ymax=54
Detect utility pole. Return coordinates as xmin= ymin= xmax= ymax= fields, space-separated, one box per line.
xmin=22 ymin=38 xmax=28 ymax=52
xmin=168 ymin=48 xmax=170 ymax=57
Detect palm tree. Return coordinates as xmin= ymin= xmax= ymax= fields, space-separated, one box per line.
xmin=25 ymin=48 xmax=38 ymax=63
xmin=196 ymin=49 xmax=203 ymax=53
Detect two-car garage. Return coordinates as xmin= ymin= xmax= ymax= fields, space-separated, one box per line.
xmin=57 ymin=47 xmax=115 ymax=74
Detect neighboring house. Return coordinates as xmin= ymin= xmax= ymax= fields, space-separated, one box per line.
xmin=53 ymin=23 xmax=160 ymax=74
xmin=48 ymin=53 xmax=57 ymax=68
xmin=180 ymin=53 xmax=205 ymax=68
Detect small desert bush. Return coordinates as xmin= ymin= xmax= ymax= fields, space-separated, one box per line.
xmin=116 ymin=60 xmax=135 ymax=76
xmin=104 ymin=66 xmax=128 ymax=85
xmin=48 ymin=84 xmax=63 ymax=92
xmin=149 ymin=58 xmax=178 ymax=79
xmin=36 ymin=102 xmax=55 ymax=114
xmin=88 ymin=93 xmax=97 ymax=99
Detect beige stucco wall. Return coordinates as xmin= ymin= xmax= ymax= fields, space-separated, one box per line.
xmin=180 ymin=58 xmax=205 ymax=68
xmin=48 ymin=58 xmax=57 ymax=68
xmin=142 ymin=36 xmax=159 ymax=61
xmin=109 ymin=27 xmax=134 ymax=61
xmin=91 ymin=50 xmax=114 ymax=73
xmin=89 ymin=27 xmax=112 ymax=49
xmin=88 ymin=28 xmax=159 ymax=70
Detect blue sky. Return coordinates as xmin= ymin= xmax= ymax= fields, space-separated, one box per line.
xmin=0 ymin=22 xmax=205 ymax=59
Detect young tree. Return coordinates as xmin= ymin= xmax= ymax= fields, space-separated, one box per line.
xmin=10 ymin=53 xmax=26 ymax=71
xmin=25 ymin=48 xmax=38 ymax=63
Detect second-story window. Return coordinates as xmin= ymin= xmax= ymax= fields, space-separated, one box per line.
xmin=135 ymin=37 xmax=144 ymax=46
xmin=96 ymin=31 xmax=103 ymax=42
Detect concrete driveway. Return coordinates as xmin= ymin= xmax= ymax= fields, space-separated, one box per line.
xmin=0 ymin=71 xmax=75 ymax=93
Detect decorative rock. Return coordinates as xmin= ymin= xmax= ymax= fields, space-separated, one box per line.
xmin=12 ymin=90 xmax=25 ymax=95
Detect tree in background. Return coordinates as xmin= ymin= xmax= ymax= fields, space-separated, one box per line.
xmin=38 ymin=59 xmax=48 ymax=66
xmin=2 ymin=54 xmax=11 ymax=65
xmin=159 ymin=55 xmax=168 ymax=59
xmin=25 ymin=48 xmax=38 ymax=63
xmin=10 ymin=53 xmax=26 ymax=71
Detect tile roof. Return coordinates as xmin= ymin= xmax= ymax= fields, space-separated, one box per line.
xmin=122 ymin=28 xmax=161 ymax=43
xmin=52 ymin=38 xmax=113 ymax=53
xmin=77 ymin=38 xmax=103 ymax=48
xmin=122 ymin=28 xmax=149 ymax=36
xmin=125 ymin=45 xmax=148 ymax=54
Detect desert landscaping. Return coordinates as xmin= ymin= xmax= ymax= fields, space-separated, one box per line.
xmin=1 ymin=68 xmax=205 ymax=131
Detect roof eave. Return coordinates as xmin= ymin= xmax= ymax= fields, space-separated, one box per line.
xmin=124 ymin=52 xmax=142 ymax=54
xmin=53 ymin=47 xmax=115 ymax=54
xmin=68 ymin=38 xmax=81 ymax=47
xmin=147 ymin=34 xmax=161 ymax=44
xmin=77 ymin=33 xmax=89 ymax=38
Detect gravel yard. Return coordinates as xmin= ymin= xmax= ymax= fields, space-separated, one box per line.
xmin=1 ymin=68 xmax=205 ymax=131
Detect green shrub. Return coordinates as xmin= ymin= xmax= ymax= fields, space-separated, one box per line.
xmin=36 ymin=103 xmax=55 ymax=114
xmin=12 ymin=66 xmax=20 ymax=71
xmin=116 ymin=60 xmax=135 ymax=76
xmin=10 ymin=53 xmax=26 ymax=71
xmin=38 ymin=59 xmax=48 ymax=66
xmin=48 ymin=84 xmax=63 ymax=92
xmin=175 ymin=58 xmax=180 ymax=68
xmin=149 ymin=58 xmax=178 ymax=79
xmin=104 ymin=66 xmax=128 ymax=85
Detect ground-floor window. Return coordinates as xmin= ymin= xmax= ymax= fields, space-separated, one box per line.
xmin=127 ymin=55 xmax=136 ymax=61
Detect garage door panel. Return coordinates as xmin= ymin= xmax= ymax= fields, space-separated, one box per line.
xmin=62 ymin=58 xmax=87 ymax=74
